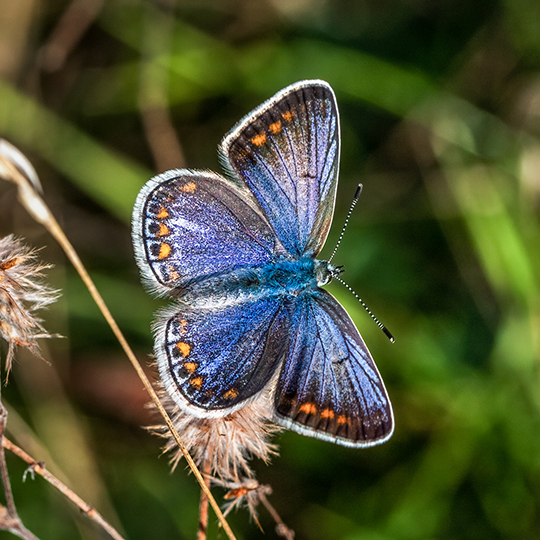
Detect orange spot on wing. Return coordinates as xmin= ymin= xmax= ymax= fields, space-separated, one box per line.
xmin=180 ymin=181 xmax=196 ymax=193
xmin=156 ymin=207 xmax=169 ymax=219
xmin=190 ymin=376 xmax=203 ymax=390
xmin=176 ymin=342 xmax=191 ymax=357
xmin=320 ymin=408 xmax=335 ymax=420
xmin=184 ymin=361 xmax=197 ymax=374
xmin=224 ymin=388 xmax=239 ymax=400
xmin=251 ymin=133 xmax=266 ymax=146
xmin=156 ymin=223 xmax=169 ymax=236
xmin=269 ymin=120 xmax=281 ymax=133
xmin=337 ymin=415 xmax=350 ymax=425
xmin=282 ymin=110 xmax=295 ymax=122
xmin=157 ymin=243 xmax=171 ymax=260
xmin=299 ymin=403 xmax=318 ymax=415
xmin=166 ymin=264 xmax=180 ymax=282
xmin=179 ymin=319 xmax=188 ymax=333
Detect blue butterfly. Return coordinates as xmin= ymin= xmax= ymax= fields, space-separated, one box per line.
xmin=132 ymin=80 xmax=393 ymax=447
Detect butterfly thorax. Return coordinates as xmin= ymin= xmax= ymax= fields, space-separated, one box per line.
xmin=179 ymin=258 xmax=339 ymax=308
xmin=256 ymin=258 xmax=337 ymax=291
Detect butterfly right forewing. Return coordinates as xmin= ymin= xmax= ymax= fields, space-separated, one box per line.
xmin=274 ymin=290 xmax=394 ymax=447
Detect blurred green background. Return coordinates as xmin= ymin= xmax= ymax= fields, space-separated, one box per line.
xmin=1 ymin=0 xmax=540 ymax=538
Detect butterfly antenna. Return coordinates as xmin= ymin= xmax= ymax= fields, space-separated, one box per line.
xmin=328 ymin=183 xmax=363 ymax=263
xmin=334 ymin=275 xmax=395 ymax=343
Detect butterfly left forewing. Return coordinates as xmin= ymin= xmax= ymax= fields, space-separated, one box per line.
xmin=274 ymin=290 xmax=393 ymax=447
xmin=221 ymin=80 xmax=340 ymax=257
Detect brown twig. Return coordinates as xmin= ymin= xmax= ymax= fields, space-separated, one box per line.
xmin=0 ymin=505 xmax=40 ymax=540
xmin=0 ymin=143 xmax=237 ymax=539
xmin=197 ymin=460 xmax=212 ymax=540
xmin=0 ymin=403 xmax=16 ymax=521
xmin=259 ymin=491 xmax=295 ymax=540
xmin=3 ymin=437 xmax=123 ymax=540
xmin=0 ymin=402 xmax=40 ymax=540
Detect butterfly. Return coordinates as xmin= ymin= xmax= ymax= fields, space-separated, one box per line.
xmin=132 ymin=80 xmax=393 ymax=447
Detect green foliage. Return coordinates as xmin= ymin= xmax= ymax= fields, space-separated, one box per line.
xmin=1 ymin=0 xmax=540 ymax=538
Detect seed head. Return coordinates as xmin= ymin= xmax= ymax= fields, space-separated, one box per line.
xmin=154 ymin=387 xmax=278 ymax=483
xmin=0 ymin=235 xmax=59 ymax=377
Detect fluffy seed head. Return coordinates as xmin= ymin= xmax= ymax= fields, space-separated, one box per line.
xmin=153 ymin=387 xmax=279 ymax=484
xmin=0 ymin=235 xmax=59 ymax=377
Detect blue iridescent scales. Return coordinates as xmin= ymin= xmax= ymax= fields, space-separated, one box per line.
xmin=132 ymin=80 xmax=394 ymax=447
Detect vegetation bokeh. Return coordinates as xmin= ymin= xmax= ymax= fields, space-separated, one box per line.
xmin=1 ymin=0 xmax=540 ymax=538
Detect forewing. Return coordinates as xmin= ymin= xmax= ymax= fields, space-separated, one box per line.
xmin=274 ymin=290 xmax=393 ymax=447
xmin=155 ymin=296 xmax=290 ymax=416
xmin=221 ymin=80 xmax=340 ymax=257
xmin=132 ymin=169 xmax=277 ymax=294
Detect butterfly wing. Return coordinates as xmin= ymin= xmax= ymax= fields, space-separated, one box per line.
xmin=274 ymin=290 xmax=393 ymax=447
xmin=155 ymin=296 xmax=290 ymax=417
xmin=132 ymin=169 xmax=279 ymax=295
xmin=221 ymin=80 xmax=340 ymax=258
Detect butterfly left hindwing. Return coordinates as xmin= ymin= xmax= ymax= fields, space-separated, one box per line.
xmin=157 ymin=296 xmax=290 ymax=417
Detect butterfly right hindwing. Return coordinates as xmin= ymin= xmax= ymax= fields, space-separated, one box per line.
xmin=155 ymin=295 xmax=290 ymax=417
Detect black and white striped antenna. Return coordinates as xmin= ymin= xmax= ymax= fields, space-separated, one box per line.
xmin=328 ymin=183 xmax=363 ymax=263
xmin=335 ymin=276 xmax=395 ymax=343
xmin=329 ymin=183 xmax=395 ymax=343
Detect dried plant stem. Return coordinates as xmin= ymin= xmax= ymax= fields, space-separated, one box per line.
xmin=258 ymin=492 xmax=295 ymax=540
xmin=0 ymin=404 xmax=17 ymax=515
xmin=2 ymin=437 xmax=123 ymax=540
xmin=197 ymin=459 xmax=212 ymax=540
xmin=0 ymin=403 xmax=40 ymax=540
xmin=0 ymin=151 xmax=237 ymax=539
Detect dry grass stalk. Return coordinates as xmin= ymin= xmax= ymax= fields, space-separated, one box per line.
xmin=0 ymin=139 xmax=237 ymax=538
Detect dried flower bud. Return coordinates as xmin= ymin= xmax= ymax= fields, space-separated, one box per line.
xmin=155 ymin=387 xmax=278 ymax=480
xmin=150 ymin=383 xmax=279 ymax=522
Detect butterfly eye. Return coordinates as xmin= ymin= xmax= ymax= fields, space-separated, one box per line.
xmin=315 ymin=261 xmax=341 ymax=287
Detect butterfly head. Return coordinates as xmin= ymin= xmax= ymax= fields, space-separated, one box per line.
xmin=315 ymin=260 xmax=342 ymax=288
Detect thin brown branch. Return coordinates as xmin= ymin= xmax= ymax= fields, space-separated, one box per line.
xmin=0 ymin=504 xmax=40 ymax=540
xmin=259 ymin=491 xmax=295 ymax=540
xmin=3 ymin=437 xmax=123 ymax=540
xmin=0 ymin=403 xmax=17 ymax=516
xmin=0 ymin=402 xmax=40 ymax=540
xmin=197 ymin=460 xmax=212 ymax=540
